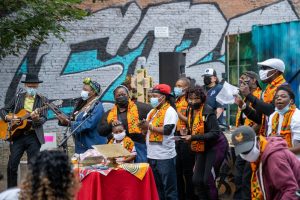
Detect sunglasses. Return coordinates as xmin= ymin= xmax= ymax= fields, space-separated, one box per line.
xmin=239 ymin=81 xmax=250 ymax=87
xmin=260 ymin=65 xmax=273 ymax=70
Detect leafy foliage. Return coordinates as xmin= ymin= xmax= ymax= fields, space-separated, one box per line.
xmin=0 ymin=0 xmax=88 ymax=60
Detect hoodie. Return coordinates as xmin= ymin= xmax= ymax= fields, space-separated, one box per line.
xmin=259 ymin=137 xmax=300 ymax=200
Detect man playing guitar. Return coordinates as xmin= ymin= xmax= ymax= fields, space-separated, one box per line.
xmin=0 ymin=74 xmax=48 ymax=188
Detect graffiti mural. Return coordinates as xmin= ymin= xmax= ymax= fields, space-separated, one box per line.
xmin=252 ymin=20 xmax=300 ymax=107
xmin=0 ymin=0 xmax=299 ymax=118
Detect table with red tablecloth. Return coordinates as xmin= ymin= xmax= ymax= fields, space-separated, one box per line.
xmin=76 ymin=167 xmax=159 ymax=200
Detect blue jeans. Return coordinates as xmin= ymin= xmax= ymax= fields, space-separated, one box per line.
xmin=134 ymin=142 xmax=147 ymax=163
xmin=148 ymin=157 xmax=178 ymax=200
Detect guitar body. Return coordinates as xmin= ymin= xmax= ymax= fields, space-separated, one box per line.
xmin=0 ymin=109 xmax=31 ymax=140
xmin=0 ymin=99 xmax=63 ymax=140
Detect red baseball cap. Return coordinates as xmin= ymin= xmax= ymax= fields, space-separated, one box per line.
xmin=152 ymin=84 xmax=171 ymax=95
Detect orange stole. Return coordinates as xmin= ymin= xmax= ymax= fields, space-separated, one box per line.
xmin=250 ymin=136 xmax=268 ymax=200
xmin=147 ymin=102 xmax=170 ymax=143
xmin=188 ymin=105 xmax=205 ymax=152
xmin=271 ymin=105 xmax=296 ymax=147
xmin=259 ymin=75 xmax=286 ymax=136
xmin=107 ymin=100 xmax=141 ymax=134
xmin=175 ymin=96 xmax=188 ymax=131
xmin=236 ymin=88 xmax=262 ymax=127
xmin=108 ymin=136 xmax=134 ymax=153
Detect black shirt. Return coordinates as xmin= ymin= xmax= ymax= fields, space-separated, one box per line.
xmin=190 ymin=105 xmax=222 ymax=149
xmin=97 ymin=101 xmax=152 ymax=143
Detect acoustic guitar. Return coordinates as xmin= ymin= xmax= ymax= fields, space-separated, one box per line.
xmin=0 ymin=100 xmax=63 ymax=140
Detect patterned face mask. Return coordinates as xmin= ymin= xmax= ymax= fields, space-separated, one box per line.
xmin=26 ymin=87 xmax=37 ymax=96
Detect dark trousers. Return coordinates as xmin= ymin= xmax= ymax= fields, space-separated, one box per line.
xmin=233 ymin=155 xmax=251 ymax=200
xmin=148 ymin=157 xmax=178 ymax=200
xmin=7 ymin=133 xmax=41 ymax=188
xmin=176 ymin=141 xmax=197 ymax=200
xmin=193 ymin=135 xmax=227 ymax=200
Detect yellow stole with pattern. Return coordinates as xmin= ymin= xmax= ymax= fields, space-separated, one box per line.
xmin=175 ymin=95 xmax=188 ymax=131
xmin=236 ymin=88 xmax=262 ymax=127
xmin=259 ymin=75 xmax=286 ymax=136
xmin=250 ymin=136 xmax=268 ymax=200
xmin=107 ymin=100 xmax=141 ymax=134
xmin=187 ymin=105 xmax=205 ymax=152
xmin=271 ymin=104 xmax=296 ymax=147
xmin=108 ymin=136 xmax=134 ymax=153
xmin=147 ymin=102 xmax=170 ymax=143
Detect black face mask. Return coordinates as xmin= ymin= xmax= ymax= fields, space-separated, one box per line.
xmin=204 ymin=76 xmax=212 ymax=86
xmin=189 ymin=102 xmax=201 ymax=110
xmin=115 ymin=96 xmax=129 ymax=108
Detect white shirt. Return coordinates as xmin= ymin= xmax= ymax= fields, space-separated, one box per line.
xmin=0 ymin=188 xmax=20 ymax=200
xmin=146 ymin=106 xmax=178 ymax=160
xmin=267 ymin=108 xmax=300 ymax=158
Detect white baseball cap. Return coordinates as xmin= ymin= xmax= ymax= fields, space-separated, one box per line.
xmin=257 ymin=58 xmax=285 ymax=73
xmin=202 ymin=68 xmax=217 ymax=76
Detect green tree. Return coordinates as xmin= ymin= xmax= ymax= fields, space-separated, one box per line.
xmin=0 ymin=0 xmax=88 ymax=60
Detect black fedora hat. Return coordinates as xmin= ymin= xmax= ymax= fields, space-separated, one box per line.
xmin=21 ymin=74 xmax=43 ymax=83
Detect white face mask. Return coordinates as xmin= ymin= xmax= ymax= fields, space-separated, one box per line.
xmin=275 ymin=103 xmax=290 ymax=115
xmin=81 ymin=90 xmax=89 ymax=100
xmin=259 ymin=69 xmax=275 ymax=81
xmin=113 ymin=131 xmax=126 ymax=141
xmin=240 ymin=138 xmax=260 ymax=162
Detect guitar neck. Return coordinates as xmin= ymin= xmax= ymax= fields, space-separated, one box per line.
xmin=18 ymin=105 xmax=49 ymax=120
xmin=46 ymin=102 xmax=68 ymax=119
xmin=35 ymin=105 xmax=49 ymax=114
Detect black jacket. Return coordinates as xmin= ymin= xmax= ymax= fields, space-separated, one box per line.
xmin=243 ymin=81 xmax=289 ymax=123
xmin=97 ymin=101 xmax=152 ymax=143
xmin=237 ymin=97 xmax=263 ymax=125
xmin=190 ymin=104 xmax=222 ymax=148
xmin=0 ymin=93 xmax=48 ymax=144
xmin=242 ymin=93 xmax=274 ymax=124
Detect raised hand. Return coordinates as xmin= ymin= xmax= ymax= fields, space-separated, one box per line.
xmin=57 ymin=114 xmax=70 ymax=126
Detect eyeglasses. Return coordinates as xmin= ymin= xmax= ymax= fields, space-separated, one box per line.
xmin=83 ymin=77 xmax=91 ymax=85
